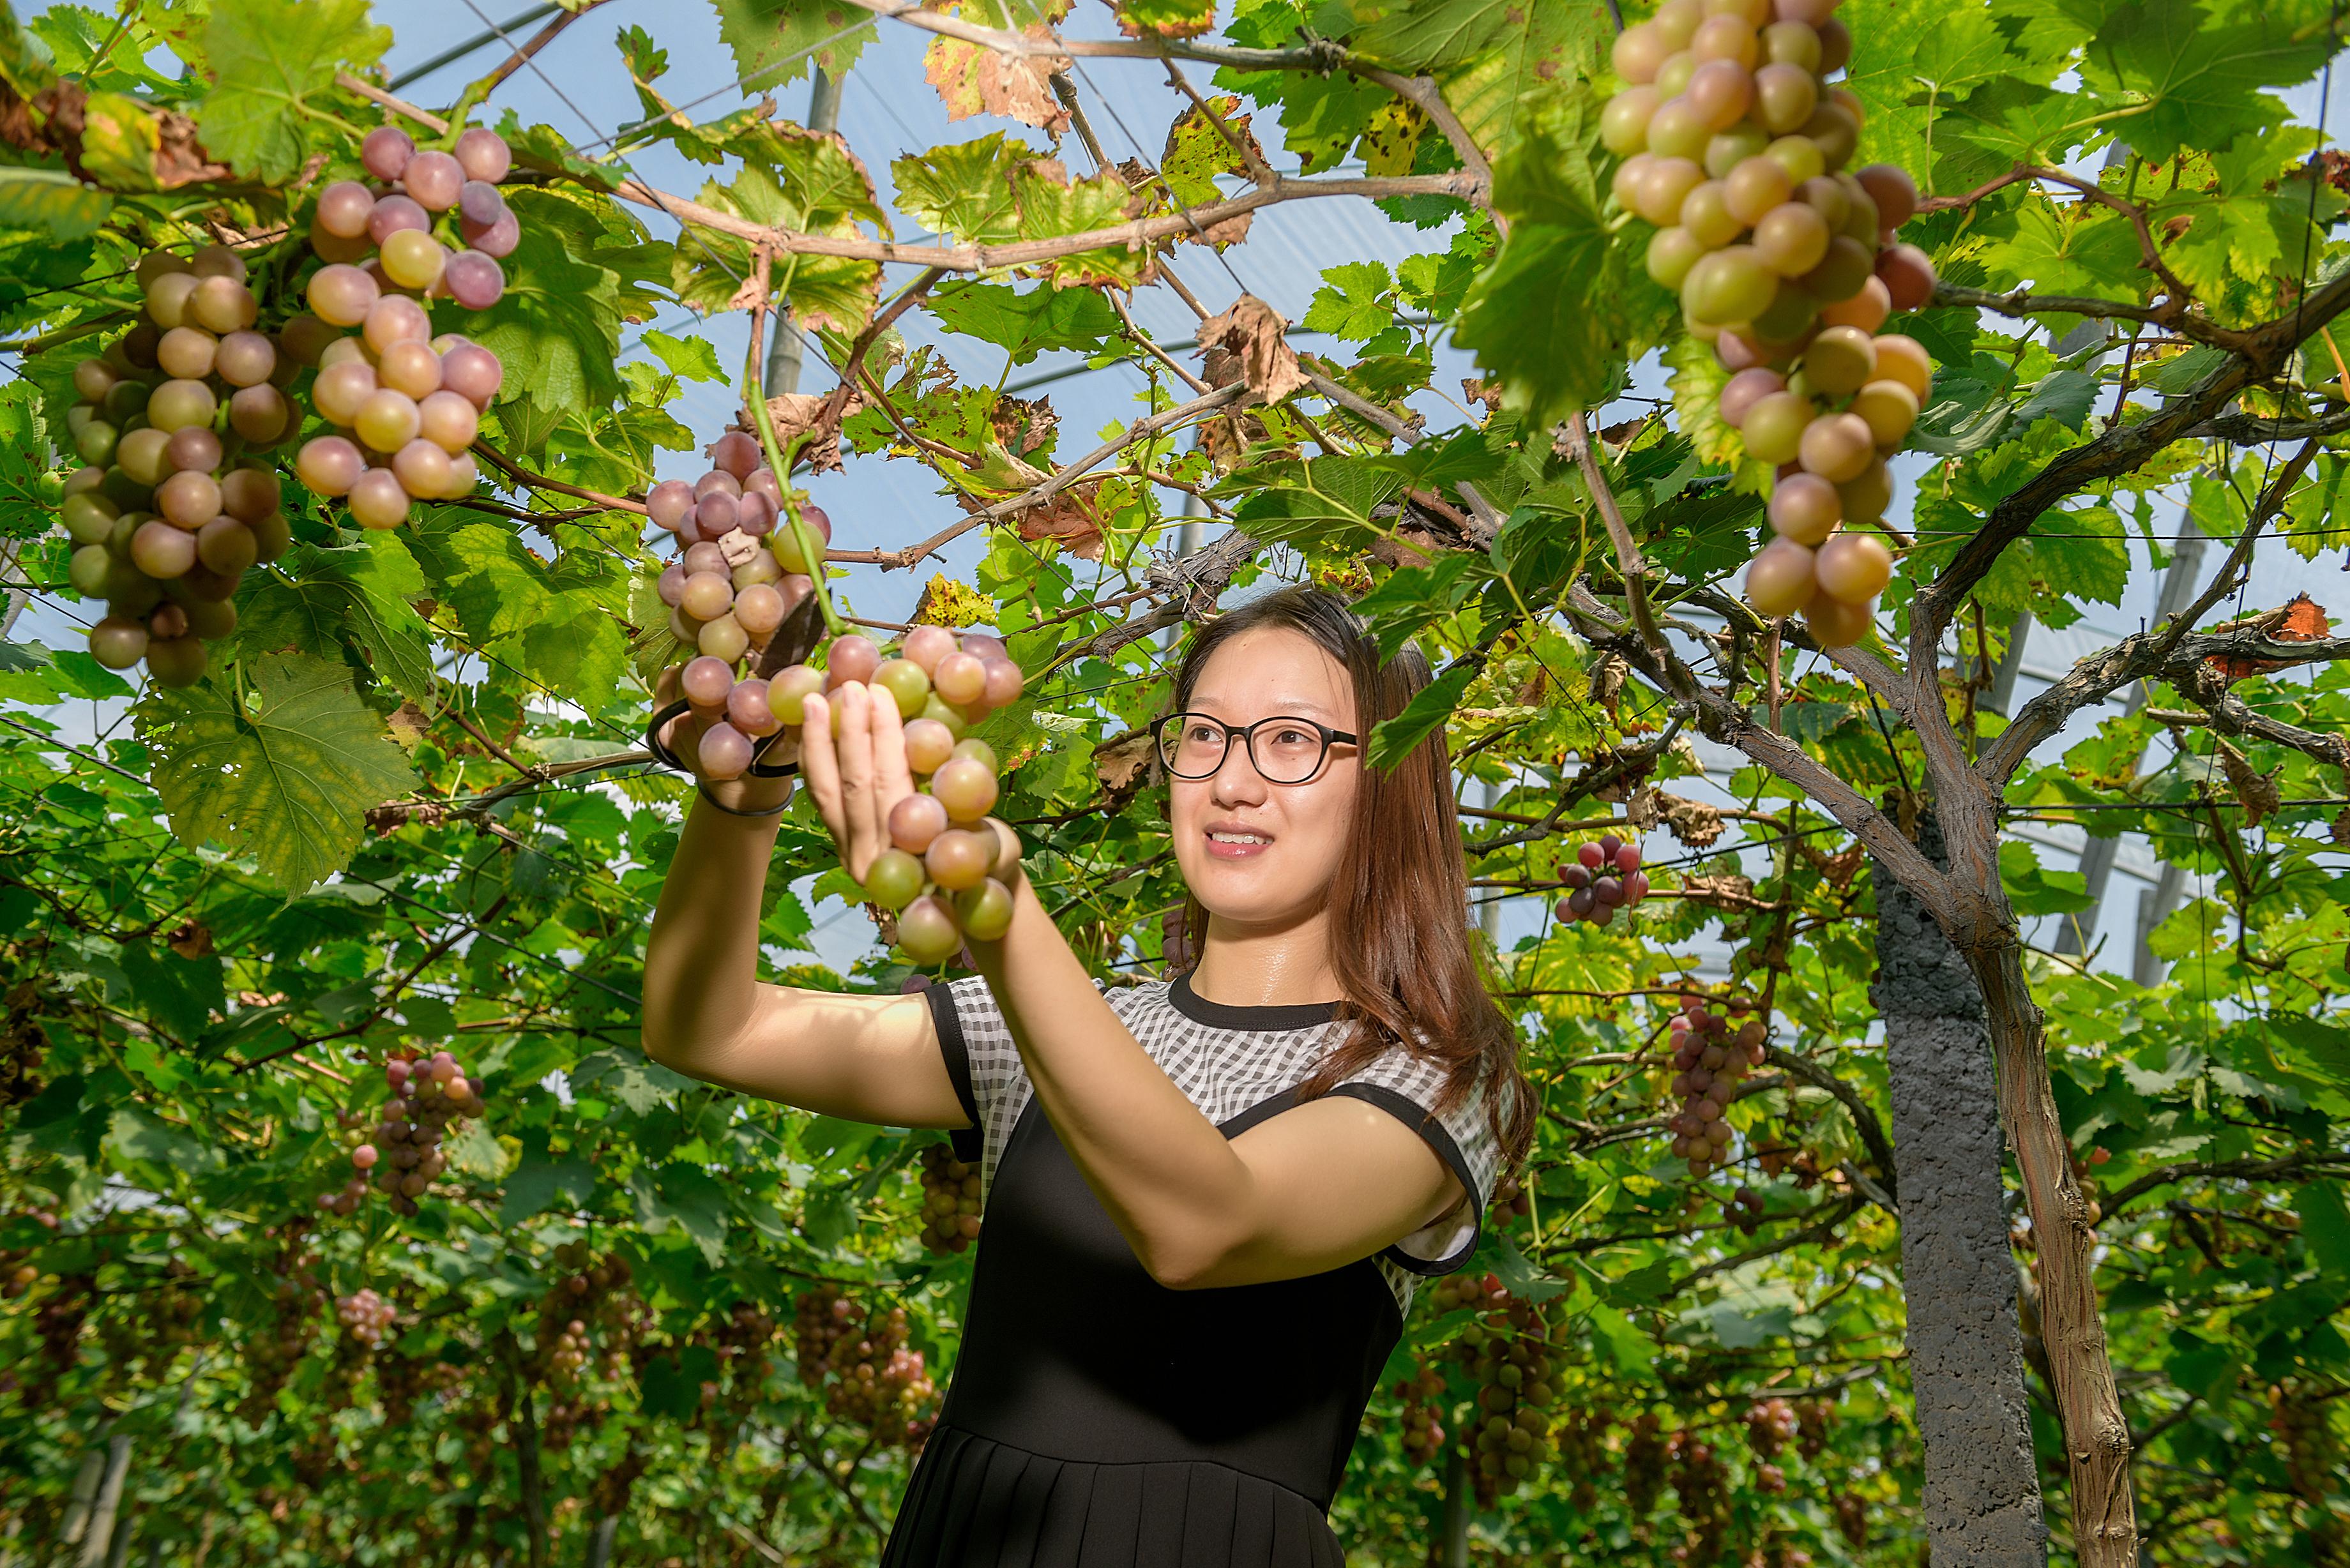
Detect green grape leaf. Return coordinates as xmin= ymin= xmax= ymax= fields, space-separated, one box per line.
xmin=676 ymin=128 xmax=884 ymax=330
xmin=709 ymin=0 xmax=874 ymax=91
xmin=193 ymin=0 xmax=390 ymax=184
xmin=895 ymin=133 xmax=1027 ymax=244
xmin=237 ymin=536 xmax=437 ymax=702
xmin=1304 ymin=261 xmax=1400 ymax=344
xmin=2082 ymin=0 xmax=2338 ymax=164
xmin=137 ymin=653 xmax=418 ymax=894
xmin=0 ymin=166 xmax=112 ymax=239
xmin=1368 ymin=660 xmax=1476 ymax=771
xmin=927 ymin=281 xmax=1120 ymax=364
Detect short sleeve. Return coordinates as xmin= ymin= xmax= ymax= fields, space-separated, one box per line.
xmin=1331 ymin=1050 xmax=1506 ymax=1277
xmin=922 ymin=975 xmax=1031 ymax=1180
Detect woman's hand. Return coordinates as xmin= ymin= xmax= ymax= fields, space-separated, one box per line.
xmin=796 ymin=679 xmax=917 ymax=884
xmin=654 ymin=663 xmax=798 ymax=817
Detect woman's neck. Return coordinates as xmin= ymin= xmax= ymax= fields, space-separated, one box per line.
xmin=1188 ymin=908 xmax=1341 ymax=1007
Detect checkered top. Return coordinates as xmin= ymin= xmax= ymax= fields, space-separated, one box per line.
xmin=926 ymin=973 xmax=1504 ymax=1316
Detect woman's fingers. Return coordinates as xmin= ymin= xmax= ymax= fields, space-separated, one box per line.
xmin=833 ymin=681 xmax=881 ymax=877
xmin=868 ymin=686 xmax=916 ymax=844
xmin=797 ymin=691 xmax=849 ymax=849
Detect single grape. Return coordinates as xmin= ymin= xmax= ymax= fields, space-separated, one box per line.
xmin=769 ymin=664 xmax=824 ymax=727
xmin=131 ymin=519 xmax=197 ymax=578
xmin=1612 ymin=19 xmax=1669 ymax=82
xmin=925 ymin=829 xmax=990 ymax=891
xmin=160 ymin=427 xmax=219 ymax=476
xmin=1869 ymin=335 xmax=1931 ymax=403
xmin=828 ymin=633 xmax=881 ymax=686
xmin=278 ymin=314 xmax=340 ymax=369
xmin=454 ymin=126 xmax=512 ymax=183
xmin=657 ymin=563 xmax=688 ymax=608
xmin=1803 ymin=590 xmax=1873 ymax=647
xmin=897 ymin=719 xmax=954 ymax=778
xmin=1643 ymin=96 xmax=1712 ymax=162
xmin=1718 ymin=367 xmax=1786 ymax=428
xmin=229 ymin=384 xmax=291 ymax=445
xmin=363 ymin=294 xmax=431 ymax=354
xmin=71 ymin=358 xmax=116 ymax=401
xmin=189 ymin=276 xmax=257 ymax=334
xmin=897 ymin=624 xmax=955 ymax=675
xmin=377 ymin=340 xmax=441 ymax=400
xmin=646 ymin=479 xmax=695 ymax=532
xmin=155 ymin=324 xmax=219 ymax=381
xmin=462 ymin=209 xmax=521 ymax=259
xmin=149 ymin=380 xmax=220 ymax=435
xmin=444 ymin=250 xmax=505 ymax=310
xmin=697 ymin=491 xmax=739 ymax=538
xmin=683 ymin=541 xmax=729 ymax=577
xmin=1752 ymin=200 xmax=1829 ymax=277
xmin=1801 ymin=324 xmax=1878 ymax=395
xmin=61 ymin=490 xmax=119 ymax=545
xmin=68 ymin=543 xmax=112 ymax=595
xmin=1683 ymin=246 xmax=1777 ymax=326
xmin=1876 ymin=243 xmax=1937 ymax=311
xmin=317 ymin=180 xmax=376 ymax=238
xmin=695 ymin=469 xmax=743 ymax=500
xmin=134 ymin=250 xmax=192 ymax=289
xmin=725 ymin=677 xmax=779 ymax=736
xmin=220 ymin=467 xmax=280 ymax=525
xmin=212 ymin=329 xmax=277 ymax=388
xmin=297 ymin=436 xmax=365 ymax=497
xmin=438 ymin=452 xmax=480 ymax=500
xmin=864 ymin=658 xmax=925 ymax=718
xmin=1631 ymin=156 xmax=1706 ymax=227
xmin=951 ymin=737 xmax=1000 ymax=772
xmin=1802 ymin=104 xmax=1860 ymax=170
xmin=1745 ymin=538 xmax=1817 ymax=616
xmin=981 ymin=658 xmax=1023 ymax=708
xmin=391 ymin=439 xmax=455 ymax=499
xmin=732 ymin=582 xmax=785 ymax=637
xmin=708 ymin=430 xmax=762 ymax=479
xmin=1722 ymin=155 xmax=1792 ymax=225
xmin=145 ymin=637 xmax=207 ymax=688
xmin=1818 ymin=273 xmax=1890 ymax=333
xmin=88 ymin=617 xmax=149 ymax=669
xmin=863 ymin=848 xmax=926 ymax=911
xmin=1815 ymin=532 xmax=1892 ymax=605
xmin=1704 ymin=123 xmax=1770 ymax=180
xmin=414 ymin=389 xmax=478 ymax=455
xmin=1601 ymin=86 xmax=1660 ymax=156
xmin=195 ymin=516 xmax=257 ymax=575
xmin=1799 ymin=234 xmax=1874 ymax=305
xmin=1646 ymin=226 xmax=1708 ymax=290
xmin=361 ymin=126 xmax=416 ymax=180
xmin=439 ymin=342 xmax=503 ymax=407
xmin=890 ymin=790 xmax=950 ymax=857
xmin=1849 ymin=379 xmax=1920 ymax=448
xmin=681 ymin=571 xmax=734 ymax=622
xmin=1688 ymin=13 xmax=1757 ymax=68
xmin=144 ymin=271 xmax=200 ymax=329
xmin=158 ymin=470 xmax=222 ymax=529
xmin=927 ymin=651 xmax=983 ymax=707
xmin=682 ymin=655 xmax=735 ymax=708
xmin=458 ymin=180 xmax=509 ymax=230
xmin=1655 ymin=49 xmax=1698 ymax=96
xmin=402 ymin=149 xmax=465 ymax=211
xmin=699 ymin=723 xmax=755 ymax=780
xmin=954 ymin=880 xmax=1014 ymax=941
xmin=1766 ymin=472 xmax=1840 ymax=545
xmin=1797 ymin=412 xmax=1874 ymax=483
xmin=1684 ymin=59 xmax=1753 ymax=131
xmin=308 ymin=264 xmax=379 ymax=328
xmin=931 ymin=757 xmax=999 ymax=822
xmin=356 ymin=389 xmax=423 ymax=453
xmin=381 ymin=230 xmax=446 ymax=292
xmin=897 ymin=896 xmax=963 ymax=966
xmin=347 ymin=468 xmax=411 ymax=531
xmin=1612 ymin=152 xmax=1658 ymax=213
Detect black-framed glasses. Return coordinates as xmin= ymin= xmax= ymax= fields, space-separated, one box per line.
xmin=1149 ymin=712 xmax=1359 ymax=785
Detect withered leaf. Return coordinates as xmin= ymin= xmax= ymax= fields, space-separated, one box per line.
xmin=1093 ymin=728 xmax=1157 ymax=804
xmin=755 ymin=389 xmax=863 ymax=473
xmin=924 ymin=27 xmax=1071 ymax=133
xmin=1195 ymin=293 xmax=1308 ymax=405
xmin=1660 ymin=793 xmax=1726 ymax=848
xmin=2213 ymin=737 xmax=2282 ymax=826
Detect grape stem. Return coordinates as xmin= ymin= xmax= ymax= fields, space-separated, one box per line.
xmin=1563 ymin=411 xmax=1694 ymax=700
xmin=742 ymin=269 xmax=849 ymax=639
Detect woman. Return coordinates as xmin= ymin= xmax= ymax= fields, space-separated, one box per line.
xmin=644 ymin=584 xmax=1531 ymax=1565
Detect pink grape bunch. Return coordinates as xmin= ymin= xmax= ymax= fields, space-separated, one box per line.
xmin=1554 ymin=833 xmax=1653 ymax=926
xmin=63 ymin=246 xmax=296 ymax=687
xmin=916 ymin=1142 xmax=983 ymax=1254
xmin=792 ymin=1284 xmax=941 ymax=1451
xmin=335 ymin=1287 xmax=397 ymax=1348
xmin=289 ymin=124 xmax=516 ymax=532
xmin=648 ymin=429 xmax=811 ymax=666
xmin=1662 ymin=994 xmax=1768 ymax=1176
xmin=322 ymin=1050 xmax=487 ymax=1218
xmin=1602 ymin=0 xmax=1936 ymax=647
xmin=1393 ymin=1354 xmax=1449 ymax=1467
xmin=663 ymin=621 xmax=1027 ymax=967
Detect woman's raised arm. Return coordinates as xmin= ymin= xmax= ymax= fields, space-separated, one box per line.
xmin=639 ymin=679 xmax=968 ymax=1130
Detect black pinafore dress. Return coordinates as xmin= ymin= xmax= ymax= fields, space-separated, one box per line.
xmin=881 ymin=975 xmax=1501 ymax=1567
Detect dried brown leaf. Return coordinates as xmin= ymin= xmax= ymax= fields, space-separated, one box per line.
xmin=2214 ymin=737 xmax=2282 ymax=826
xmin=755 ymin=390 xmax=863 ymax=474
xmin=1195 ymin=293 xmax=1308 ymax=405
xmin=924 ymin=27 xmax=1071 ymax=132
xmin=1661 ymin=793 xmax=1725 ymax=848
xmin=1093 ymin=728 xmax=1157 ymax=801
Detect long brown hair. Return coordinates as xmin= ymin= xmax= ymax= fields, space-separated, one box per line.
xmin=1167 ymin=585 xmax=1533 ymax=1172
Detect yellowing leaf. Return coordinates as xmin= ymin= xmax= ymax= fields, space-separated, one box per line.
xmin=925 ymin=26 xmax=1071 ymax=133
xmin=138 ymin=653 xmax=419 ymax=894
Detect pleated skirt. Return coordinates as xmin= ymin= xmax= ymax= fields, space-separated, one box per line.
xmin=879 ymin=1425 xmax=1347 ymax=1567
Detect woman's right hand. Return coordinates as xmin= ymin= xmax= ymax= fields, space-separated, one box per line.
xmin=796 ymin=679 xmax=918 ymax=884
xmin=654 ymin=663 xmax=798 ymax=818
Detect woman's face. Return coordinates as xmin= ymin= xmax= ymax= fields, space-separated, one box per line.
xmin=1168 ymin=628 xmax=1361 ymax=934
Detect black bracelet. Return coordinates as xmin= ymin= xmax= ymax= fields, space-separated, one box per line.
xmin=695 ymin=781 xmax=792 ymax=818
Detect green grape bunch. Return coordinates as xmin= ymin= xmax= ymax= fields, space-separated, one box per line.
xmin=1603 ymin=0 xmax=1936 ymax=647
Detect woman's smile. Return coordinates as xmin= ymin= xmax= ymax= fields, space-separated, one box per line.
xmin=1204 ymin=819 xmax=1277 ymax=859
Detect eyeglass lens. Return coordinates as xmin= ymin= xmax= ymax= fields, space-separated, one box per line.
xmin=1158 ymin=716 xmax=1333 ymax=785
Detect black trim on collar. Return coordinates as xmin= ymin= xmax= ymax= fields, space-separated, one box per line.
xmin=1168 ymin=972 xmax=1343 ymax=1032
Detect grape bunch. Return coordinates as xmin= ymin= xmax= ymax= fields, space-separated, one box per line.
xmin=1662 ymin=994 xmax=1767 ymax=1176
xmin=1554 ymin=833 xmax=1651 ymax=926
xmin=336 ymin=1288 xmax=397 ymax=1348
xmin=289 ymin=125 xmax=516 ymax=531
xmin=649 ymin=430 xmax=805 ymax=665
xmin=1666 ymin=1427 xmax=1734 ymax=1562
xmin=63 ymin=246 xmax=294 ymax=687
xmin=1745 ymin=1395 xmax=1800 ymax=1461
xmin=791 ymin=1285 xmax=941 ymax=1450
xmin=1603 ymin=0 xmax=1935 ymax=647
xmin=916 ymin=1142 xmax=982 ymax=1255
xmin=1391 ymin=1355 xmax=1448 ymax=1466
xmin=1443 ymin=1283 xmax=1559 ymax=1504
xmin=663 ymin=615 xmax=1029 ymax=967
xmin=322 ymin=1050 xmax=487 ymax=1218
xmin=1487 ymin=1170 xmax=1532 ymax=1228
